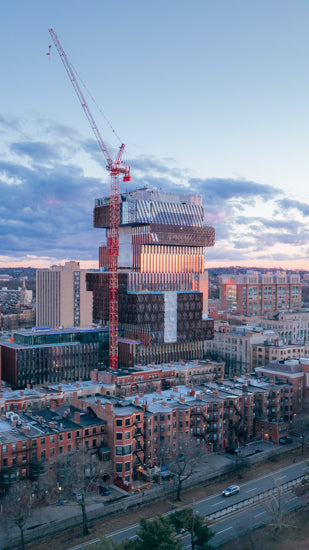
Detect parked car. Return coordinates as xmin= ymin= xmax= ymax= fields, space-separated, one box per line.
xmin=71 ymin=490 xmax=82 ymax=500
xmin=279 ymin=437 xmax=292 ymax=445
xmin=222 ymin=484 xmax=240 ymax=497
xmin=226 ymin=447 xmax=241 ymax=455
xmin=99 ymin=486 xmax=111 ymax=495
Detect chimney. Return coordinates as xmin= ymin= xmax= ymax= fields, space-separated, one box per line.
xmin=20 ymin=390 xmax=24 ymax=396
xmin=50 ymin=400 xmax=57 ymax=412
xmin=22 ymin=426 xmax=29 ymax=434
xmin=49 ymin=421 xmax=55 ymax=429
xmin=179 ymin=396 xmax=185 ymax=403
xmin=173 ymin=387 xmax=178 ymax=392
xmin=134 ymin=397 xmax=139 ymax=407
xmin=212 ymin=390 xmax=219 ymax=397
xmin=74 ymin=411 xmax=80 ymax=424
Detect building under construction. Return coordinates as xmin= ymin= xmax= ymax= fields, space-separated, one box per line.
xmin=87 ymin=188 xmax=215 ymax=368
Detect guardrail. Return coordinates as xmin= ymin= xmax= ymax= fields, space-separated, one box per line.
xmin=205 ymin=476 xmax=304 ymax=523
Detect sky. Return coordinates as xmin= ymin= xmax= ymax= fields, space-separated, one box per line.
xmin=1 ymin=1 xmax=309 ymax=270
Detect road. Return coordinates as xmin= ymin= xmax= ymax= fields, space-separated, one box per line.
xmin=109 ymin=460 xmax=308 ymax=548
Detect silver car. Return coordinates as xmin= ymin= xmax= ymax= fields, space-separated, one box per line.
xmin=222 ymin=484 xmax=240 ymax=497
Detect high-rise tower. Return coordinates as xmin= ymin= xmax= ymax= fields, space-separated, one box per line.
xmin=36 ymin=261 xmax=92 ymax=329
xmin=87 ymin=188 xmax=215 ymax=367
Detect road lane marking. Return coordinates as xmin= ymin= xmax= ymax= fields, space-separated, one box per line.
xmin=255 ymin=511 xmax=266 ymax=517
xmin=216 ymin=526 xmax=233 ymax=535
xmin=246 ymin=487 xmax=257 ymax=492
xmin=275 ymin=475 xmax=287 ymax=480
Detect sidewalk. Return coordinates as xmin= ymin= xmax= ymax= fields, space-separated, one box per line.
xmin=0 ymin=440 xmax=296 ymax=549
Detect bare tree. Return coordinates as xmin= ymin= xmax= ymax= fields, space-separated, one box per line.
xmin=163 ymin=434 xmax=200 ymax=501
xmin=263 ymin=483 xmax=291 ymax=533
xmin=57 ymin=449 xmax=105 ymax=536
xmin=2 ymin=481 xmax=34 ymax=550
xmin=290 ymin=414 xmax=309 ymax=453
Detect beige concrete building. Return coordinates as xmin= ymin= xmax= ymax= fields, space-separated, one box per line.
xmin=36 ymin=261 xmax=92 ymax=329
xmin=204 ymin=324 xmax=277 ymax=375
xmin=229 ymin=311 xmax=309 ymax=345
xmin=252 ymin=341 xmax=309 ymax=370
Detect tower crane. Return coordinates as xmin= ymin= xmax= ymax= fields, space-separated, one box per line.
xmin=49 ymin=28 xmax=131 ymax=370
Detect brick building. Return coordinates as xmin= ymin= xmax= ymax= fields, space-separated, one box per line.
xmin=0 ymin=402 xmax=107 ymax=493
xmin=220 ymin=272 xmax=301 ymax=315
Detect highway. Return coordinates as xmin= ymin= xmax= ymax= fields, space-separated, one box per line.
xmin=109 ymin=460 xmax=308 ymax=548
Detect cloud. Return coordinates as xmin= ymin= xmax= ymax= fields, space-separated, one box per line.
xmin=1 ymin=121 xmax=309 ymax=268
xmin=10 ymin=141 xmax=61 ymax=163
xmin=276 ymin=198 xmax=309 ymax=217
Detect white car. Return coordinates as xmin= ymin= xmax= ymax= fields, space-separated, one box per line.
xmin=222 ymin=484 xmax=240 ymax=497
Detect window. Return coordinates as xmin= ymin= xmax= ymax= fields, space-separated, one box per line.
xmin=92 ymin=428 xmax=96 ymax=435
xmin=125 ymin=418 xmax=130 ymax=426
xmin=116 ymin=463 xmax=122 ymax=473
xmin=125 ymin=431 xmax=130 ymax=440
xmin=116 ymin=419 xmax=122 ymax=427
xmin=12 ymin=443 xmax=17 ymax=452
xmin=116 ymin=433 xmax=122 ymax=440
xmin=116 ymin=445 xmax=132 ymax=456
xmin=125 ymin=462 xmax=130 ymax=472
xmin=41 ymin=450 xmax=46 ymax=459
xmin=50 ymin=448 xmax=55 ymax=457
xmin=41 ymin=437 xmax=45 ymax=445
xmin=50 ymin=435 xmax=54 ymax=444
xmin=85 ymin=429 xmax=89 ymax=436
xmin=68 ymin=432 xmax=72 ymax=440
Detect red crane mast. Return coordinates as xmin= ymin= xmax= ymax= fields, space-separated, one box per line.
xmin=49 ymin=28 xmax=131 ymax=370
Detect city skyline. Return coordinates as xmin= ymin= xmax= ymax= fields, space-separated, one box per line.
xmin=1 ymin=1 xmax=309 ymax=269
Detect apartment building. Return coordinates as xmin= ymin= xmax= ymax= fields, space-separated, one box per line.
xmin=252 ymin=341 xmax=309 ymax=370
xmin=204 ymin=324 xmax=277 ymax=375
xmin=91 ymin=359 xmax=225 ymax=397
xmin=220 ymin=272 xmax=301 ymax=315
xmin=249 ymin=311 xmax=309 ymax=344
xmin=36 ymin=261 xmax=92 ymax=329
xmin=0 ymin=402 xmax=106 ymax=493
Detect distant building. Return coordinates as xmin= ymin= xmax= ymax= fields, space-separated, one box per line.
xmin=219 ymin=271 xmax=301 ymax=315
xmin=36 ymin=261 xmax=93 ymax=329
xmin=0 ymin=326 xmax=115 ymax=388
xmin=87 ymin=188 xmax=215 ymax=367
xmin=252 ymin=341 xmax=309 ymax=370
xmin=204 ymin=324 xmax=277 ymax=375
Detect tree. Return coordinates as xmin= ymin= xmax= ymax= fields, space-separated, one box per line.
xmin=57 ymin=449 xmax=104 ymax=536
xmin=163 ymin=434 xmax=200 ymax=501
xmin=170 ymin=508 xmax=214 ymax=550
xmin=2 ymin=481 xmax=34 ymax=550
xmin=133 ymin=516 xmax=183 ymax=550
xmin=290 ymin=414 xmax=309 ymax=453
xmin=263 ymin=483 xmax=291 ymax=533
